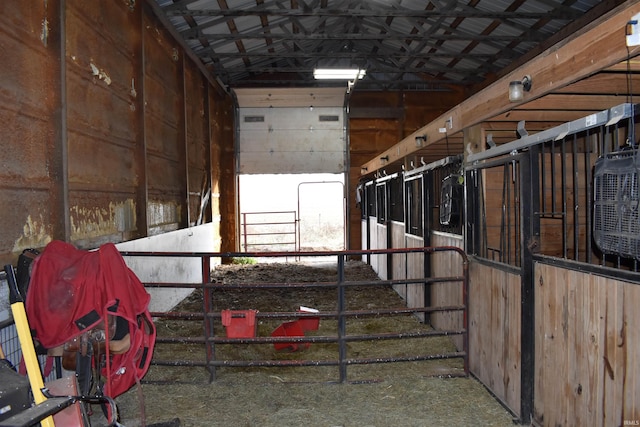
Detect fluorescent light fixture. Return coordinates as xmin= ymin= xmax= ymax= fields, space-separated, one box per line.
xmin=313 ymin=68 xmax=366 ymax=80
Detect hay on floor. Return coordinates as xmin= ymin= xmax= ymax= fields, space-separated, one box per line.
xmin=116 ymin=261 xmax=515 ymax=427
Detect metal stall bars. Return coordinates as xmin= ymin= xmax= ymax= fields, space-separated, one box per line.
xmin=467 ymin=102 xmax=639 ymax=270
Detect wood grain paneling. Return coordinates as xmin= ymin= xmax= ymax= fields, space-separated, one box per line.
xmin=348 ymin=116 xmax=402 ymax=251
xmin=369 ymin=222 xmax=388 ymax=279
xmin=431 ymin=233 xmax=464 ymax=349
xmin=406 ymin=234 xmax=426 ymax=322
xmin=368 ymin=217 xmax=379 ymax=273
xmin=390 ymin=221 xmax=407 ymax=300
xmin=469 ymin=261 xmax=521 ymax=416
xmin=534 ymin=263 xmax=640 ymax=425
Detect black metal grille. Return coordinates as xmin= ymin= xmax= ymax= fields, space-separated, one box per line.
xmin=440 ymin=174 xmax=463 ymax=226
xmin=594 ymin=150 xmax=640 ymax=259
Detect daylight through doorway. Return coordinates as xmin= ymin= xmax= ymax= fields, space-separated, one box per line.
xmin=238 ymin=174 xmax=345 ymax=253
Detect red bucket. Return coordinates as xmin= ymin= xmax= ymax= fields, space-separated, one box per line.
xmin=221 ymin=309 xmax=258 ymax=338
xmin=271 ymin=320 xmax=309 ymax=351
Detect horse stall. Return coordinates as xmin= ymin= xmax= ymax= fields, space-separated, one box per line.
xmin=360 ymin=104 xmax=640 ymax=425
xmin=361 ymin=156 xmax=465 ymax=344
xmin=465 ymin=103 xmax=640 ymax=424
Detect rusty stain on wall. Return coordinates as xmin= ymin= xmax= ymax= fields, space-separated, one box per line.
xmin=13 ymin=214 xmax=52 ymax=252
xmin=70 ymin=199 xmax=136 ymax=240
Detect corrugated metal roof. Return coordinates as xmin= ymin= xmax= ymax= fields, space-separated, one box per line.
xmin=153 ymin=0 xmax=618 ymax=92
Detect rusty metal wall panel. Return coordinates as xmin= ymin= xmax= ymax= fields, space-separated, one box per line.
xmin=185 ymin=62 xmax=208 ymax=226
xmin=0 ymin=1 xmax=235 ymax=263
xmin=65 ymin=1 xmax=141 ymax=246
xmin=0 ymin=1 xmax=61 ymax=264
xmin=143 ymin=13 xmax=185 ymax=233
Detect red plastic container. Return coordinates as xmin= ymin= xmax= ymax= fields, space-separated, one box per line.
xmin=271 ymin=320 xmax=309 ymax=351
xmin=221 ymin=309 xmax=258 ymax=338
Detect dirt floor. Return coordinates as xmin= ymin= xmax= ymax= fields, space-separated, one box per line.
xmin=114 ymin=260 xmax=517 ymax=427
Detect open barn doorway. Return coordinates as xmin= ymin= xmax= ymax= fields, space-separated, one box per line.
xmin=238 ymin=173 xmax=345 ymax=253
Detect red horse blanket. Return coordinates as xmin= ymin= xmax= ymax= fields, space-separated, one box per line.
xmin=26 ymin=240 xmax=155 ymax=397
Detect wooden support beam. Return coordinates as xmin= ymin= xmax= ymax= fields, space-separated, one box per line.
xmin=361 ymin=1 xmax=640 ymax=174
xmin=555 ymin=72 xmax=640 ymax=94
xmin=463 ymin=125 xmax=485 ymax=160
xmin=520 ymin=94 xmax=631 ymax=111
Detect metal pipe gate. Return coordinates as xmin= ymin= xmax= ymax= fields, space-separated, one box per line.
xmin=120 ymin=246 xmax=468 ymax=384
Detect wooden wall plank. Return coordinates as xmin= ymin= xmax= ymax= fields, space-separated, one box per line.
xmin=405 ymin=235 xmax=425 ymax=322
xmin=390 ymin=221 xmax=407 ymax=300
xmin=431 ymin=233 xmax=464 ymax=349
xmin=349 ymin=117 xmax=400 ymax=252
xmin=533 ymin=266 xmax=545 ymax=422
xmin=587 ymin=275 xmax=605 ymax=423
xmin=535 ymin=263 xmax=640 ymax=425
xmin=507 ymin=265 xmax=521 ymax=410
xmin=469 ymin=261 xmax=521 ymax=415
xmin=375 ymin=224 xmax=388 ymax=280
xmin=368 ymin=217 xmax=378 ymax=273
xmin=624 ymin=284 xmax=640 ymax=421
xmin=491 ymin=266 xmax=504 ymax=398
xmin=361 ymin=220 xmax=368 ymax=251
xmin=603 ymin=276 xmax=624 ymax=426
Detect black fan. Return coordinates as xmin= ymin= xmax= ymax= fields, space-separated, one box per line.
xmin=440 ymin=174 xmax=463 ymax=226
xmin=593 ymin=149 xmax=640 ymax=259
